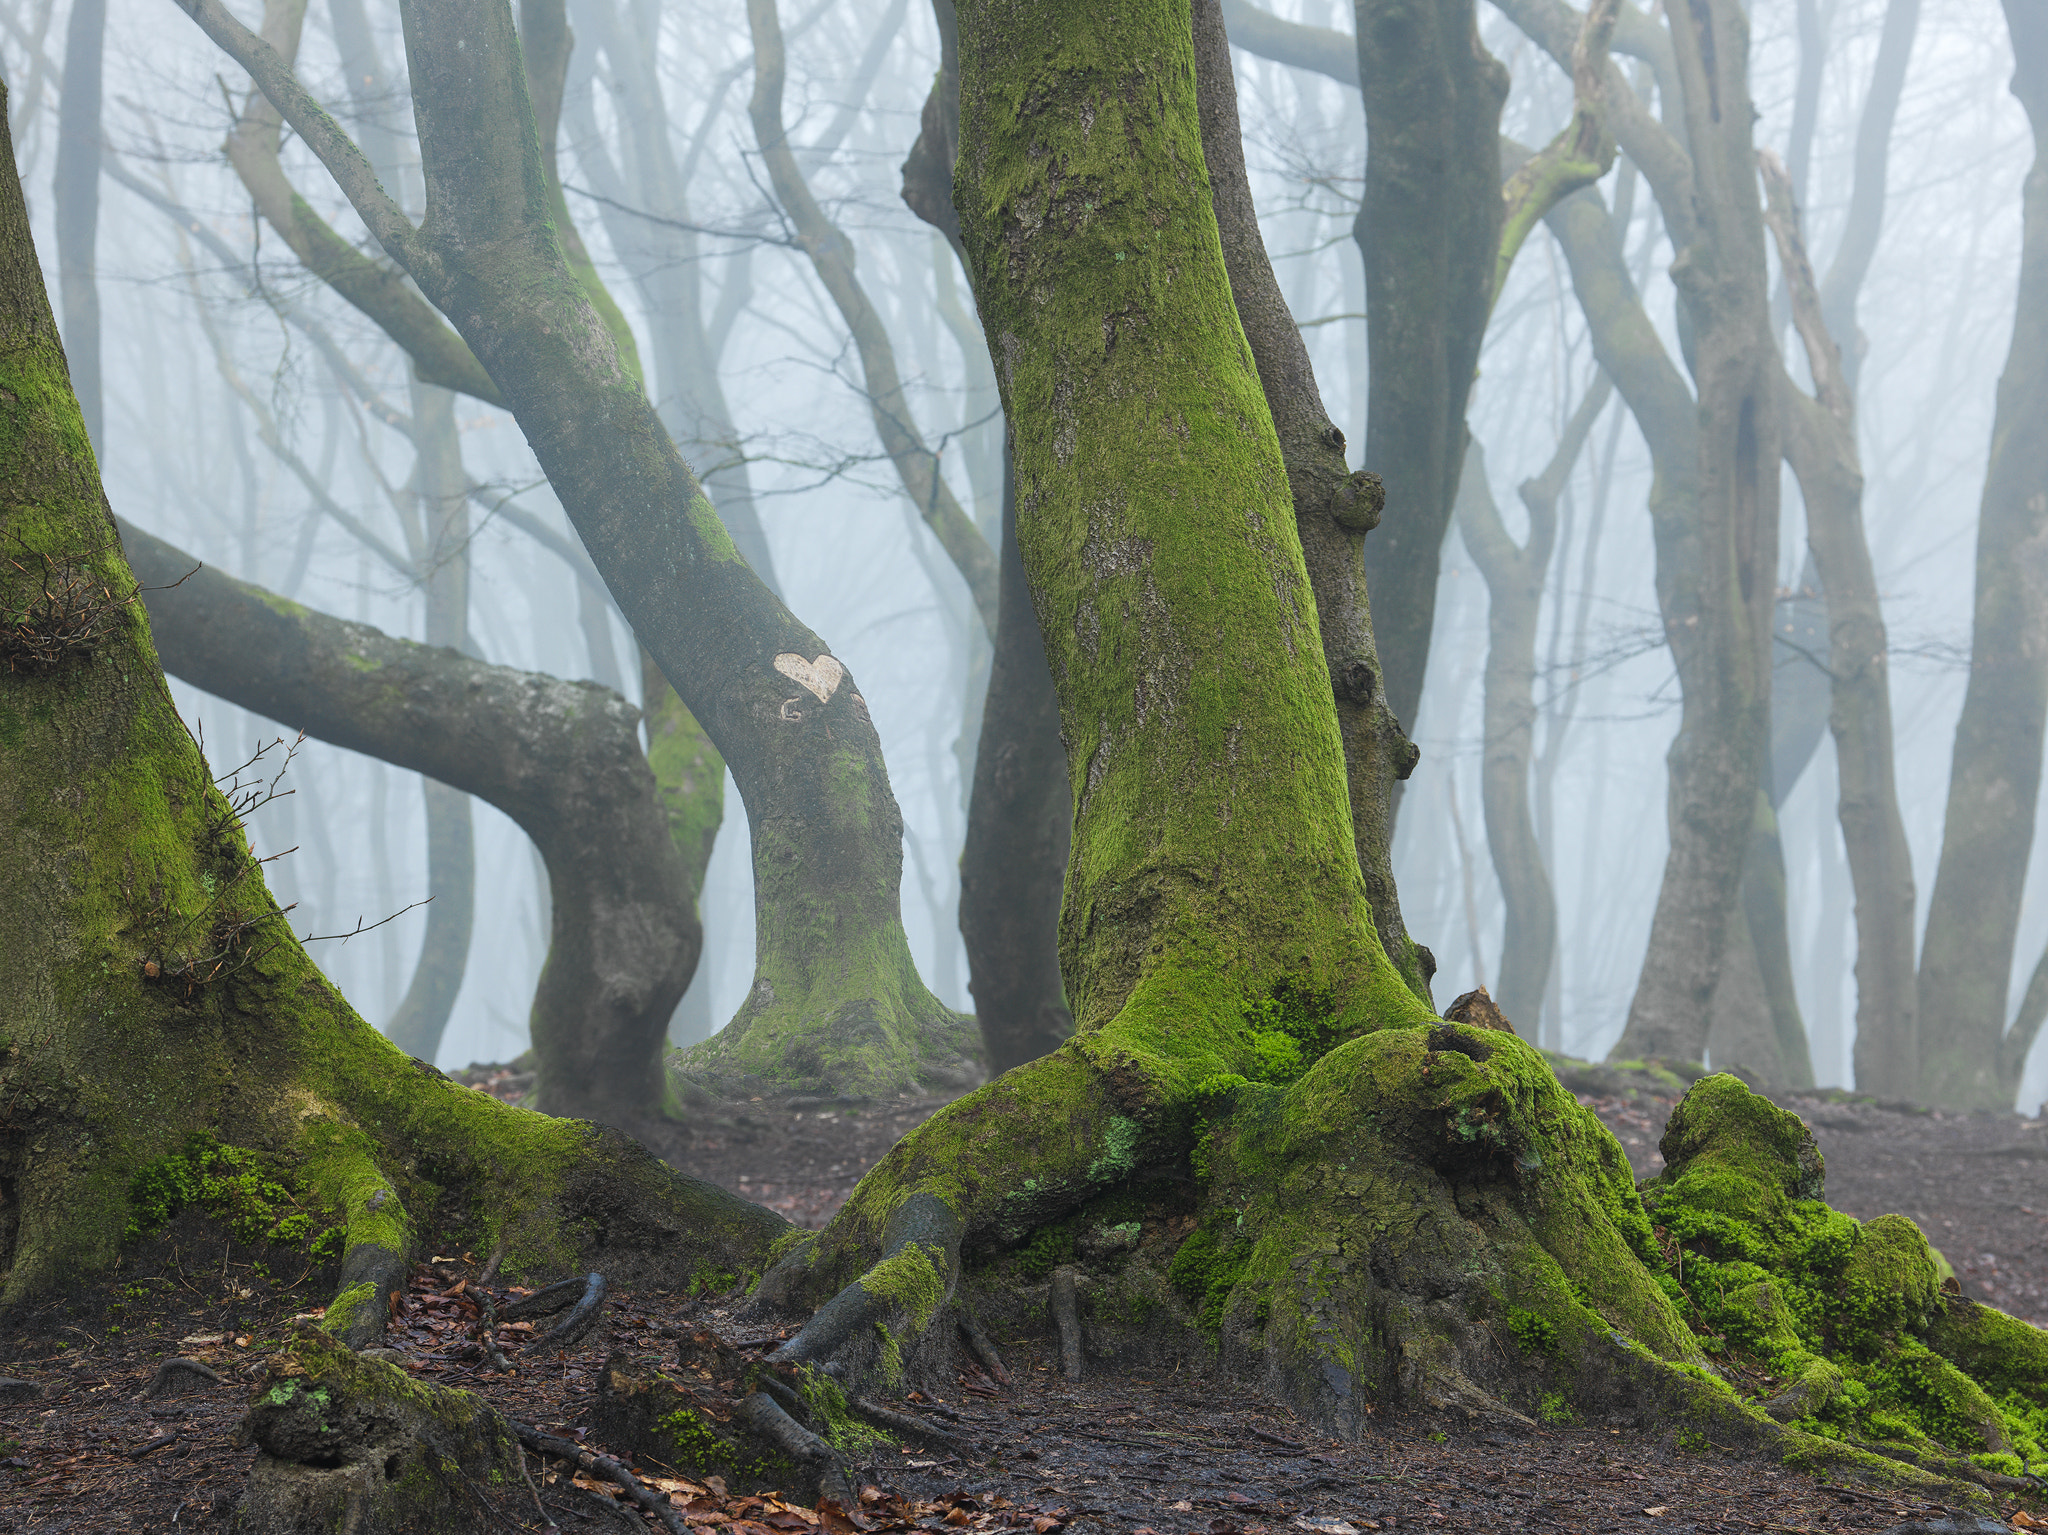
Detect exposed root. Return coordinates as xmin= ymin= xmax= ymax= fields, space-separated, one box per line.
xmin=536 ymin=1272 xmax=608 ymax=1348
xmin=515 ymin=1421 xmax=690 ymax=1535
xmin=1050 ymin=1266 xmax=1083 ymax=1381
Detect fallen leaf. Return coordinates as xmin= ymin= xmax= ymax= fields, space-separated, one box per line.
xmin=1643 ymin=1508 xmax=1669 ymax=1518
xmin=1169 ymin=1502 xmax=1194 ymax=1513
xmin=177 ymin=1334 xmax=225 ymax=1346
xmin=2015 ymin=1516 xmax=2048 ymax=1533
xmin=1291 ymin=1521 xmax=1358 ymax=1535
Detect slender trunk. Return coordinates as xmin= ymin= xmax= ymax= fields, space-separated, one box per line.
xmin=565 ymin=0 xmax=781 ymax=591
xmin=744 ymin=0 xmax=997 ymax=632
xmin=1192 ymin=0 xmax=1433 ymax=998
xmin=383 ymin=383 xmax=475 ymax=1064
xmin=53 ymin=0 xmax=102 ymax=449
xmin=1353 ymin=0 xmax=1507 ymax=753
xmin=957 ymin=452 xmax=1074 ymax=1073
xmin=0 ymin=100 xmax=784 ymax=1320
xmin=1915 ymin=3 xmax=2048 ymax=1109
xmin=122 ymin=520 xmax=704 ymax=1127
xmin=1455 ymin=373 xmax=1609 ymax=1029
xmin=1612 ymin=0 xmax=1781 ymax=1065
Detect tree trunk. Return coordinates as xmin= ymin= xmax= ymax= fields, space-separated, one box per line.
xmin=54 ymin=0 xmax=103 ymax=451
xmin=1759 ymin=156 xmax=1918 ymax=1100
xmin=1601 ymin=0 xmax=1781 ymax=1066
xmin=382 ymin=382 xmax=476 ymax=1065
xmin=120 ymin=519 xmax=706 ymax=1127
xmin=177 ymin=0 xmax=983 ymax=1102
xmin=1454 ymin=374 xmax=1607 ymax=1032
xmin=957 ymin=453 xmax=1076 ymax=1074
xmin=1915 ymin=1 xmax=2048 ymax=1110
xmin=1193 ymin=0 xmax=1433 ymax=1001
xmin=0 ymin=99 xmax=783 ymax=1323
xmin=900 ymin=1 xmax=1078 ymax=1074
xmin=1353 ymin=0 xmax=1507 ymax=752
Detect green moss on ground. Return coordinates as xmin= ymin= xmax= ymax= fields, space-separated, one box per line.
xmin=1638 ymin=1074 xmax=2047 ymax=1471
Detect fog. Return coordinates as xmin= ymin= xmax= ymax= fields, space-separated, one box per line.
xmin=4 ymin=0 xmax=2036 ymax=1102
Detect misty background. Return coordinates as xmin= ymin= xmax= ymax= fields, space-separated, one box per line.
xmin=1 ymin=0 xmax=2032 ymax=1100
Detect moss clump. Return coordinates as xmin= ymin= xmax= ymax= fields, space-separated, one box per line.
xmin=1508 ymin=1308 xmax=1558 ymax=1356
xmin=1168 ymin=1211 xmax=1254 ymax=1331
xmin=1014 ymin=1224 xmax=1075 ymax=1281
xmin=125 ymin=1133 xmax=343 ymax=1256
xmin=1640 ymin=1074 xmax=2048 ymax=1462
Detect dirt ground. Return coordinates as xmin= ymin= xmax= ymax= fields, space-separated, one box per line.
xmin=2 ymin=1068 xmax=2043 ymax=1533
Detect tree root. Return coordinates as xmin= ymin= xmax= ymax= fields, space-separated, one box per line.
xmin=514 ymin=1421 xmax=689 ymax=1535
xmin=536 ymin=1272 xmax=608 ymax=1348
xmin=1049 ymin=1267 xmax=1083 ymax=1381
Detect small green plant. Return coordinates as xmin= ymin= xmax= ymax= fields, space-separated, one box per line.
xmin=1539 ymin=1391 xmax=1576 ymax=1425
xmin=1675 ymin=1428 xmax=1710 ymax=1453
xmin=1507 ymin=1308 xmax=1558 ymax=1356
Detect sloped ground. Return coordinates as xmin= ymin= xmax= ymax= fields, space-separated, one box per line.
xmin=2 ymin=1071 xmax=2044 ymax=1532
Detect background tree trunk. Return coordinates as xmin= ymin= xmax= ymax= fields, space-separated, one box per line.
xmin=1609 ymin=0 xmax=1782 ymax=1066
xmin=901 ymin=0 xmax=1077 ymax=1074
xmin=1915 ymin=0 xmax=2048 ymax=1109
xmin=382 ymin=383 xmax=476 ymax=1065
xmin=1353 ymin=0 xmax=1507 ymax=756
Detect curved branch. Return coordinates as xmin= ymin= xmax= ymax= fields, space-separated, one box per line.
xmin=171 ymin=0 xmax=507 ymax=404
xmin=1494 ymin=0 xmax=1619 ymax=306
xmin=745 ymin=0 xmax=997 ymax=635
xmin=122 ymin=519 xmax=700 ymax=1125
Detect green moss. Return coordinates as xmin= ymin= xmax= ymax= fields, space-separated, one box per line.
xmin=321 ymin=1282 xmax=377 ymax=1341
xmin=1508 ymin=1307 xmax=1558 ymax=1355
xmin=1014 ymin=1224 xmax=1075 ymax=1281
xmin=1168 ymin=1211 xmax=1254 ymax=1332
xmin=124 ymin=1133 xmax=345 ymax=1255
xmin=796 ymin=1366 xmax=891 ymax=1454
xmin=862 ymin=1241 xmax=945 ymax=1332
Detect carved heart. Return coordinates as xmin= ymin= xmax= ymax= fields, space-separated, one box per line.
xmin=773 ymin=652 xmax=846 ymax=703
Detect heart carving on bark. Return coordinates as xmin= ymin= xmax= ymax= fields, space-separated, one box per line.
xmin=773 ymin=652 xmax=847 ymax=703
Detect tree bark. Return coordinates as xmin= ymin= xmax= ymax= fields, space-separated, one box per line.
xmin=1192 ymin=0 xmax=1432 ymax=1000
xmin=1608 ymin=0 xmax=1782 ymax=1067
xmin=0 ymin=95 xmax=784 ymax=1321
xmin=1353 ymin=0 xmax=1507 ymax=752
xmin=120 ymin=519 xmax=705 ymax=1127
xmin=1915 ymin=2 xmax=2048 ymax=1109
xmin=175 ymin=0 xmax=982 ymax=1101
xmin=53 ymin=0 xmax=102 ymax=449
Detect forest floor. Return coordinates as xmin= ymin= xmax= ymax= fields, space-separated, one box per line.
xmin=1 ymin=1066 xmax=2042 ymax=1534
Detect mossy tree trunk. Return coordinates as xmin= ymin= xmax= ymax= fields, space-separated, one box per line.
xmin=1914 ymin=1 xmax=2048 ymax=1111
xmin=1192 ymin=0 xmax=1433 ymax=1001
xmin=174 ymin=0 xmax=982 ymax=1101
xmin=120 ymin=519 xmax=709 ymax=1127
xmin=0 ymin=99 xmax=788 ymax=1324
